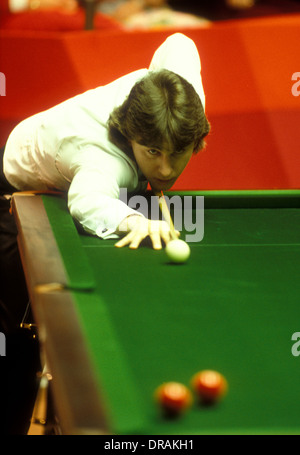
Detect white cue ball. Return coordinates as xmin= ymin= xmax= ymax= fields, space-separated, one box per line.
xmin=165 ymin=239 xmax=190 ymax=263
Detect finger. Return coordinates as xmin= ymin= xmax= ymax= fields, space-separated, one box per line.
xmin=115 ymin=232 xmax=135 ymax=248
xmin=115 ymin=238 xmax=128 ymax=248
xmin=159 ymin=221 xmax=180 ymax=241
xmin=129 ymin=233 xmax=146 ymax=249
xmin=162 ymin=229 xmax=181 ymax=245
xmin=160 ymin=229 xmax=172 ymax=246
xmin=149 ymin=231 xmax=163 ymax=250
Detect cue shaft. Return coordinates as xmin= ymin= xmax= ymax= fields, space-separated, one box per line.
xmin=156 ymin=192 xmax=177 ymax=240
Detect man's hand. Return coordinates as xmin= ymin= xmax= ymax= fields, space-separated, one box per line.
xmin=115 ymin=215 xmax=179 ymax=250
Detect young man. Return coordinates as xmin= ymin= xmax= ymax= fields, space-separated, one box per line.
xmin=3 ymin=33 xmax=209 ymax=249
xmin=0 ymin=32 xmax=209 ymax=434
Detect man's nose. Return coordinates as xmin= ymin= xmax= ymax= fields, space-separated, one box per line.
xmin=157 ymin=155 xmax=173 ymax=178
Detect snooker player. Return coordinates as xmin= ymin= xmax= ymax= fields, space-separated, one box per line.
xmin=2 ymin=33 xmax=210 ymax=250
xmin=0 ymin=33 xmax=209 ymax=432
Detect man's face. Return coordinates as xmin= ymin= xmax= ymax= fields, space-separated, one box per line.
xmin=131 ymin=141 xmax=194 ymax=192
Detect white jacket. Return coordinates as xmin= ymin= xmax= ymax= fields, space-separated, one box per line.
xmin=4 ymin=33 xmax=205 ymax=238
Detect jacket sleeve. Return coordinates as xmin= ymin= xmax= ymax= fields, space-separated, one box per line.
xmin=66 ymin=146 xmax=145 ymax=239
xmin=149 ymin=33 xmax=206 ymax=110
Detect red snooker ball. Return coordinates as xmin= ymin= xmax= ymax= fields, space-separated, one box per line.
xmin=154 ymin=382 xmax=192 ymax=416
xmin=191 ymin=370 xmax=228 ymax=404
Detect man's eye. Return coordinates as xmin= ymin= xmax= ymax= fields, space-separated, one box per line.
xmin=148 ymin=149 xmax=158 ymax=155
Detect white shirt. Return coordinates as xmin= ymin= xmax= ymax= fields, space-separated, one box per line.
xmin=4 ymin=33 xmax=205 ymax=239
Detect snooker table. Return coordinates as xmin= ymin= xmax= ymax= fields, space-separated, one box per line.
xmin=12 ymin=189 xmax=300 ymax=435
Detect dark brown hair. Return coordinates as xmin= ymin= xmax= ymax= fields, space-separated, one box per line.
xmin=108 ymin=69 xmax=210 ymax=156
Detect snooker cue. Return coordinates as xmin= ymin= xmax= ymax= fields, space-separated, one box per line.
xmin=156 ymin=191 xmax=177 ymax=240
